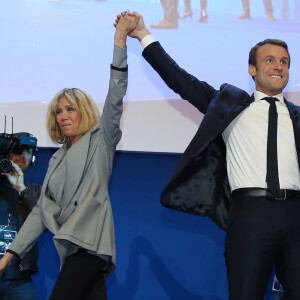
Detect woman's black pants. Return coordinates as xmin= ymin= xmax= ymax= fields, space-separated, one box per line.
xmin=49 ymin=249 xmax=108 ymax=300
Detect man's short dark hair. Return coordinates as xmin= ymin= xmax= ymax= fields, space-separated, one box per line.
xmin=248 ymin=39 xmax=291 ymax=68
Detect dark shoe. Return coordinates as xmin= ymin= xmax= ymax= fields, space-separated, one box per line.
xmin=239 ymin=12 xmax=251 ymax=19
xmin=266 ymin=14 xmax=276 ymax=21
xmin=181 ymin=10 xmax=193 ymax=19
xmin=198 ymin=14 xmax=208 ymax=23
xmin=150 ymin=20 xmax=178 ymax=29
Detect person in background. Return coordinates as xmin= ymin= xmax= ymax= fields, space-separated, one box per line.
xmin=181 ymin=0 xmax=208 ymax=23
xmin=239 ymin=0 xmax=276 ymax=21
xmin=0 ymin=132 xmax=41 ymax=300
xmin=117 ymin=11 xmax=300 ymax=300
xmin=150 ymin=0 xmax=179 ymax=29
xmin=0 ymin=13 xmax=139 ymax=300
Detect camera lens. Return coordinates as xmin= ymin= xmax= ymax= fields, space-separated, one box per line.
xmin=0 ymin=158 xmax=12 ymax=173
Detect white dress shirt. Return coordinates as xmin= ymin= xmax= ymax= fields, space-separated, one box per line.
xmin=223 ymin=91 xmax=300 ymax=191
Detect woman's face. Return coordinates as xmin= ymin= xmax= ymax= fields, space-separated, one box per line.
xmin=56 ymin=97 xmax=82 ymax=145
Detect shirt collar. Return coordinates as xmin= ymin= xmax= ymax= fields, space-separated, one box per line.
xmin=254 ymin=90 xmax=284 ymax=104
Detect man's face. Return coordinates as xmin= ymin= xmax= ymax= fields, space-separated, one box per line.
xmin=248 ymin=44 xmax=290 ymax=96
xmin=7 ymin=149 xmax=33 ymax=172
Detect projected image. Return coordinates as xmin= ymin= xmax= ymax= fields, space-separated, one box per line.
xmin=1 ymin=0 xmax=299 ymax=151
xmin=1 ymin=0 xmax=299 ymax=103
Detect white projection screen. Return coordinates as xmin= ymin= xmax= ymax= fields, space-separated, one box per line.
xmin=1 ymin=0 xmax=299 ymax=153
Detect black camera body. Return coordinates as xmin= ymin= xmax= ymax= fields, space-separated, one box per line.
xmin=0 ymin=132 xmax=37 ymax=173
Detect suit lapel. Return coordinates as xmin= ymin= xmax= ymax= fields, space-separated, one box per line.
xmin=185 ymin=86 xmax=254 ymax=158
xmin=202 ymin=90 xmax=254 ymax=134
xmin=285 ymin=99 xmax=300 ymax=170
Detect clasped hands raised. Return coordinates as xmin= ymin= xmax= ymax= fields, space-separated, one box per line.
xmin=114 ymin=11 xmax=150 ymax=41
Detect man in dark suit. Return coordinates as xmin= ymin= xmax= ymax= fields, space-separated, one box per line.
xmin=117 ymin=11 xmax=300 ymax=300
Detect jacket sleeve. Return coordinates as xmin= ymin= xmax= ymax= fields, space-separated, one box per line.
xmin=8 ymin=203 xmax=46 ymax=260
xmin=100 ymin=44 xmax=128 ymax=146
xmin=18 ymin=182 xmax=42 ymax=218
xmin=142 ymin=41 xmax=217 ymax=114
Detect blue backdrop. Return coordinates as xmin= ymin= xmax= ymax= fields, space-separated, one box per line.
xmin=24 ymin=148 xmax=280 ymax=299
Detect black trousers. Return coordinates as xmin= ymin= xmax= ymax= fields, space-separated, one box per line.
xmin=49 ymin=249 xmax=108 ymax=300
xmin=225 ymin=195 xmax=300 ymax=300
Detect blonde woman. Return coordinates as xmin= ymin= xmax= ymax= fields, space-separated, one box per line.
xmin=0 ymin=13 xmax=139 ymax=300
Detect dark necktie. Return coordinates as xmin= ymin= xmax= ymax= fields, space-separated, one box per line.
xmin=263 ymin=97 xmax=280 ymax=194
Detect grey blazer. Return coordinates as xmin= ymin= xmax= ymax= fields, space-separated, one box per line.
xmin=9 ymin=45 xmax=128 ymax=273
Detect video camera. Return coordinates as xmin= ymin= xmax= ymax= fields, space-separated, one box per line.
xmin=0 ymin=132 xmax=37 ymax=173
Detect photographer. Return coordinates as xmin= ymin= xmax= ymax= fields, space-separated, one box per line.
xmin=0 ymin=132 xmax=41 ymax=300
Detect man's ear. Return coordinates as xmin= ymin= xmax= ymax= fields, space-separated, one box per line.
xmin=248 ymin=64 xmax=256 ymax=77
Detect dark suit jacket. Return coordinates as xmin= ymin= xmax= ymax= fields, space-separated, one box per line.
xmin=143 ymin=41 xmax=300 ymax=230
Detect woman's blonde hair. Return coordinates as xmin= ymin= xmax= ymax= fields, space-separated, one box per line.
xmin=46 ymin=88 xmax=100 ymax=144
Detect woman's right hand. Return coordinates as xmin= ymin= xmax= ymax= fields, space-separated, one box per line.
xmin=114 ymin=12 xmax=141 ymax=48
